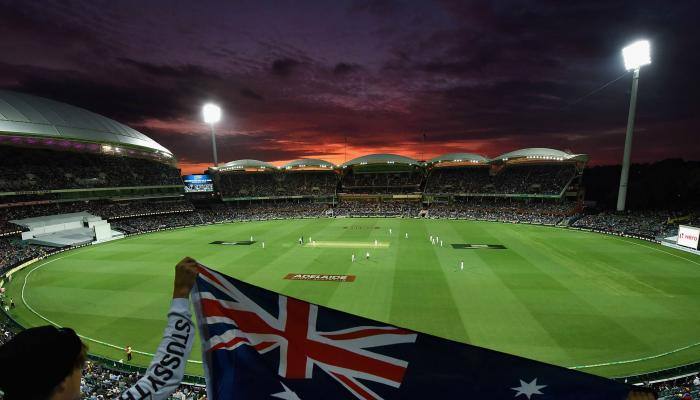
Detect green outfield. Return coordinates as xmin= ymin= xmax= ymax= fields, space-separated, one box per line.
xmin=4 ymin=218 xmax=700 ymax=378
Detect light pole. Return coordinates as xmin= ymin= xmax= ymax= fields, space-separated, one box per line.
xmin=616 ymin=40 xmax=651 ymax=211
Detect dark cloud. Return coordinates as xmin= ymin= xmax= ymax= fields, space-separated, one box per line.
xmin=239 ymin=88 xmax=264 ymax=101
xmin=348 ymin=0 xmax=401 ymax=18
xmin=271 ymin=58 xmax=300 ymax=77
xmin=117 ymin=58 xmax=217 ymax=80
xmin=0 ymin=62 xmax=204 ymax=124
xmin=333 ymin=62 xmax=362 ymax=75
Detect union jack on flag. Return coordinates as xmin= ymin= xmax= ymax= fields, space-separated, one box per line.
xmin=192 ymin=266 xmax=640 ymax=400
xmin=193 ymin=266 xmax=417 ymax=400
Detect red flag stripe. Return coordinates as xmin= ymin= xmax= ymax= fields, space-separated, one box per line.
xmin=320 ymin=328 xmax=412 ymax=341
xmin=201 ymin=298 xmax=283 ymax=335
xmin=210 ymin=336 xmax=249 ymax=351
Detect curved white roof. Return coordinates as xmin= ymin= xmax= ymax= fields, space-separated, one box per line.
xmin=283 ymin=158 xmax=335 ymax=169
xmin=493 ymin=148 xmax=587 ymax=162
xmin=0 ymin=90 xmax=172 ymax=155
xmin=220 ymin=159 xmax=276 ymax=170
xmin=341 ymin=153 xmax=418 ymax=167
xmin=429 ymin=153 xmax=489 ymax=163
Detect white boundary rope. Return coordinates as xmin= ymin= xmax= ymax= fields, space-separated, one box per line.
xmin=20 ymin=257 xmax=202 ymax=364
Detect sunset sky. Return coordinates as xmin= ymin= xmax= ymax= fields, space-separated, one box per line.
xmin=1 ymin=0 xmax=698 ymax=174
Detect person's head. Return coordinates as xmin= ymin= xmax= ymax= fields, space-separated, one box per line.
xmin=0 ymin=326 xmax=87 ymax=400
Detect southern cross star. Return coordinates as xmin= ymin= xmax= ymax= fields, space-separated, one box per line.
xmin=271 ymin=382 xmax=302 ymax=400
xmin=512 ymin=378 xmax=547 ymax=399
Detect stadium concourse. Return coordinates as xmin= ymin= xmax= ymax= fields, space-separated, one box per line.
xmin=0 ymin=90 xmax=699 ymax=398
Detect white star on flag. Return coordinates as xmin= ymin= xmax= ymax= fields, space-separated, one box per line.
xmin=271 ymin=382 xmax=302 ymax=400
xmin=512 ymin=378 xmax=547 ymax=399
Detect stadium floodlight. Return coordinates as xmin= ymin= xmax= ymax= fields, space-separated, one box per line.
xmin=202 ymin=103 xmax=222 ymax=166
xmin=616 ymin=40 xmax=652 ymax=211
xmin=202 ymin=103 xmax=221 ymax=124
xmin=622 ymin=40 xmax=651 ymax=71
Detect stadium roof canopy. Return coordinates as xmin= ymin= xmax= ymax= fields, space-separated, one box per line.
xmin=341 ymin=153 xmax=419 ymax=167
xmin=283 ymin=158 xmax=335 ymax=169
xmin=218 ymin=159 xmax=276 ymax=171
xmin=492 ymin=148 xmax=588 ymax=162
xmin=429 ymin=153 xmax=489 ymax=164
xmin=0 ymin=90 xmax=172 ymax=156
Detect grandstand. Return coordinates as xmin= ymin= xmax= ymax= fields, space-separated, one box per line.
xmin=211 ymin=158 xmax=337 ymax=201
xmin=213 ymin=159 xmax=278 ymax=200
xmin=425 ymin=148 xmax=585 ymax=199
xmin=339 ymin=153 xmax=423 ymax=195
xmin=206 ymin=149 xmax=585 ymax=203
xmin=0 ymin=90 xmax=183 ymax=205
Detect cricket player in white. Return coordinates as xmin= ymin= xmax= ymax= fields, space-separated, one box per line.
xmin=366 ymin=251 xmax=370 ymax=260
xmin=405 ymin=232 xmax=408 ymax=239
xmin=351 ymin=253 xmax=355 ymax=263
xmin=460 ymin=260 xmax=464 ymax=271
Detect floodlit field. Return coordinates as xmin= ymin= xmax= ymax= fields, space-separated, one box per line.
xmin=5 ymin=218 xmax=700 ymax=378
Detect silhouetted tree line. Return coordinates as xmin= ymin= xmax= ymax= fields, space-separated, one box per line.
xmin=583 ymin=159 xmax=700 ymax=210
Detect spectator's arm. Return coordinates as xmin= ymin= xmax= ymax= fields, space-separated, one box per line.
xmin=119 ymin=258 xmax=198 ymax=400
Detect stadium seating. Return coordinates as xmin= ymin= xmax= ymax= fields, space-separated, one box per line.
xmin=428 ymin=200 xmax=574 ymax=225
xmin=571 ymin=211 xmax=671 ymax=239
xmin=216 ymin=170 xmax=337 ymax=198
xmin=332 ymin=200 xmax=419 ymax=217
xmin=339 ymin=170 xmax=423 ymax=194
xmin=425 ymin=163 xmax=577 ymax=195
xmin=0 ymin=145 xmax=181 ymax=193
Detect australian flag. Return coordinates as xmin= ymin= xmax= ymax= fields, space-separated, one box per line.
xmin=192 ymin=266 xmax=645 ymax=399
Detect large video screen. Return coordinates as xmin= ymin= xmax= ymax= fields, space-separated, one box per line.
xmin=677 ymin=225 xmax=699 ymax=250
xmin=183 ymin=174 xmax=213 ymax=193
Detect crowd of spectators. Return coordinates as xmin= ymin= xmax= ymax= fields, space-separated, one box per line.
xmin=427 ymin=201 xmax=574 ymax=225
xmin=279 ymin=172 xmax=337 ymax=196
xmin=0 ymin=323 xmax=15 ymax=347
xmin=216 ymin=171 xmax=338 ymax=198
xmin=332 ymin=201 xmax=419 ymax=217
xmin=217 ymin=172 xmax=276 ymax=198
xmin=572 ymin=211 xmax=673 ymax=239
xmin=80 ymin=362 xmax=206 ymax=400
xmin=0 ymin=146 xmax=182 ymax=192
xmin=0 ymin=237 xmax=51 ymax=273
xmin=425 ymin=166 xmax=491 ymax=194
xmin=650 ymin=374 xmax=700 ymax=399
xmin=340 ymin=171 xmax=423 ymax=194
xmin=111 ymin=202 xmax=330 ymax=233
xmin=425 ymin=163 xmax=577 ymax=195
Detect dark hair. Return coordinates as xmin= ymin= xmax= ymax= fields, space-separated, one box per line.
xmin=0 ymin=326 xmax=87 ymax=399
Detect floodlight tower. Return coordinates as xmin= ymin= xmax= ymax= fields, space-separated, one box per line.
xmin=202 ymin=103 xmax=222 ymax=167
xmin=616 ymin=40 xmax=651 ymax=211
